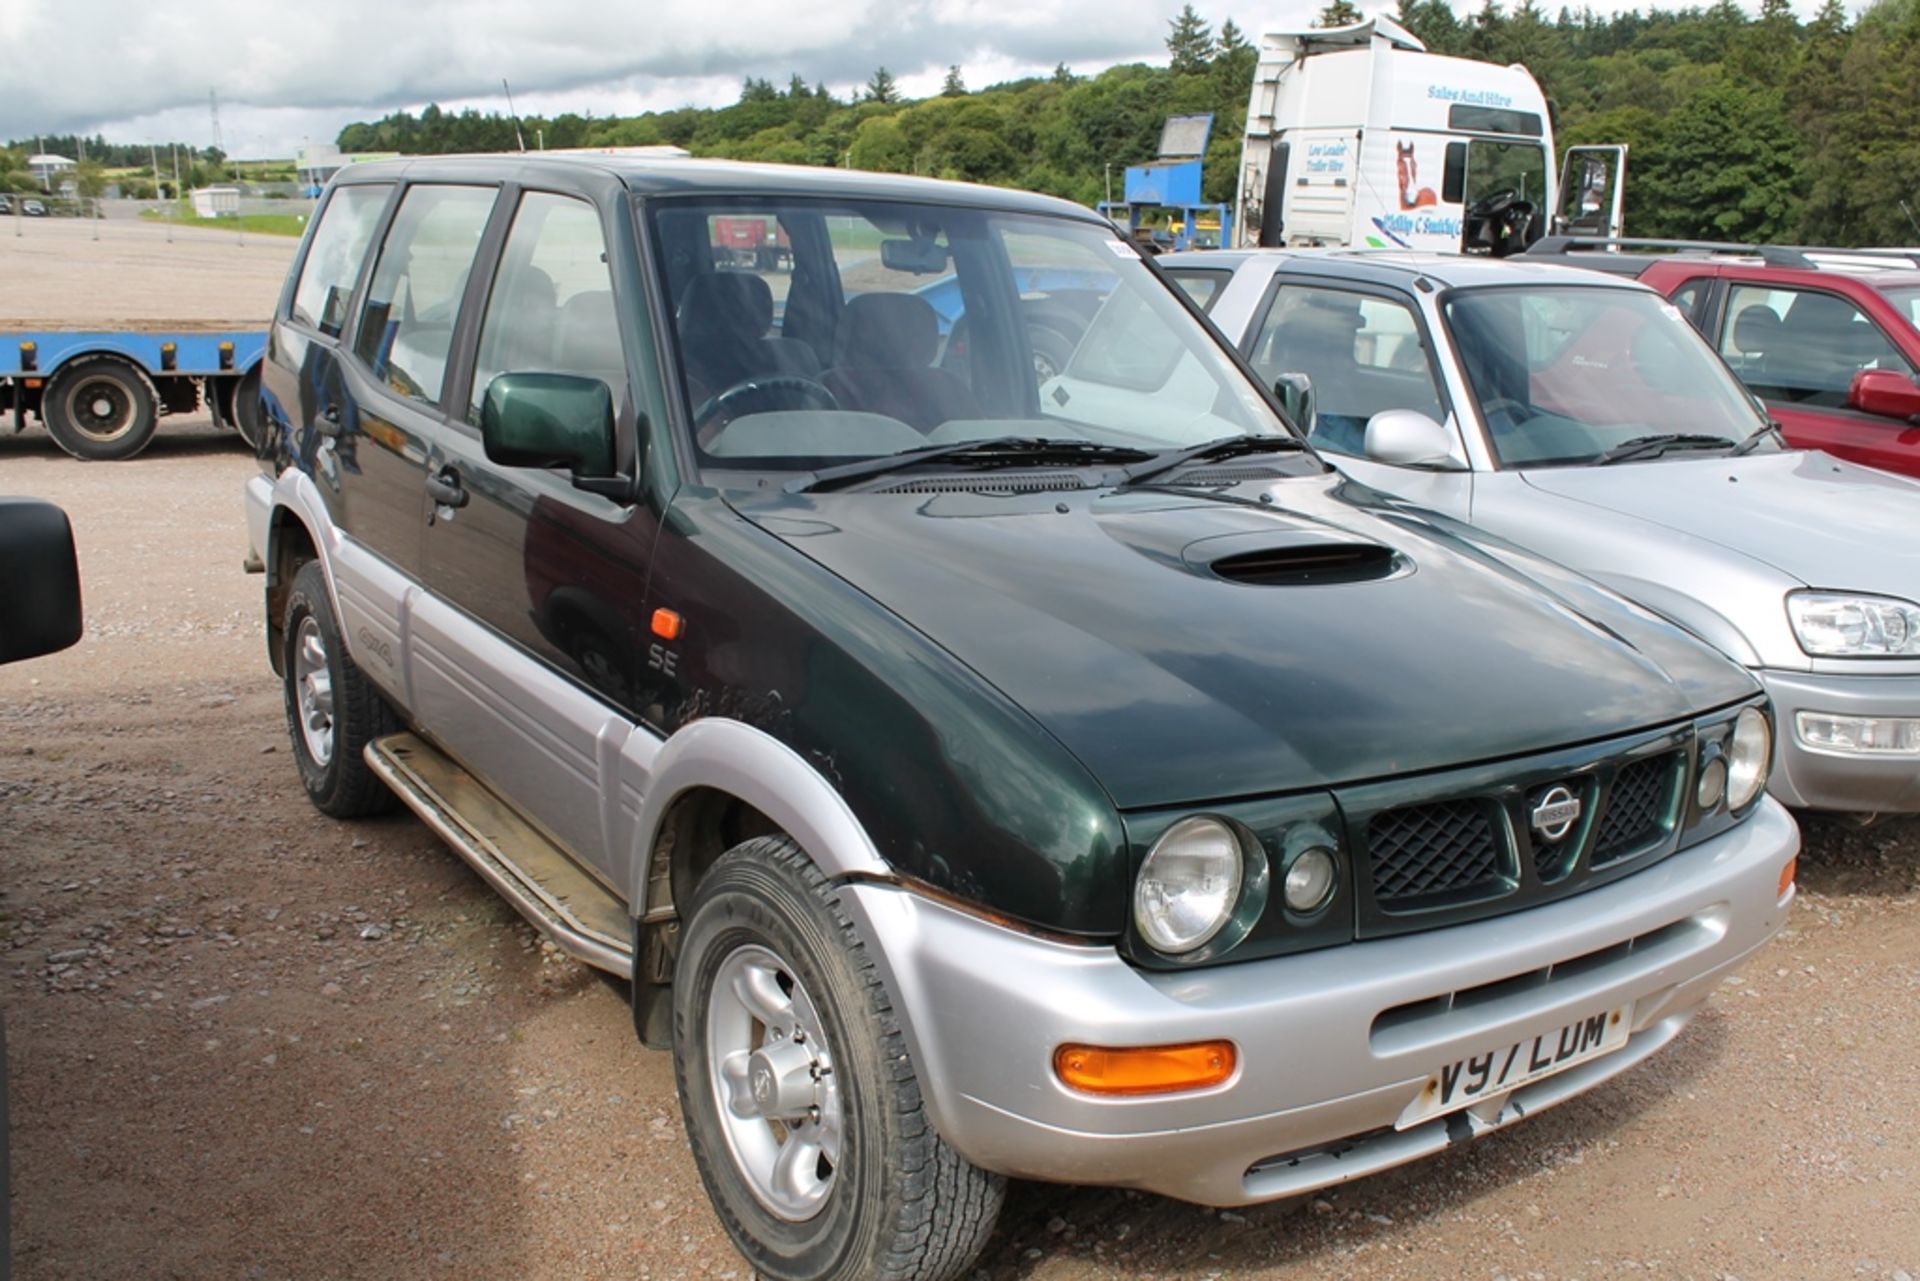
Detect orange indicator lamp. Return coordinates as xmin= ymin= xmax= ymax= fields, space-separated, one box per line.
xmin=1053 ymin=1041 xmax=1236 ymax=1096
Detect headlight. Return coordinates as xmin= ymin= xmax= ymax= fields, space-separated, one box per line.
xmin=1726 ymin=706 xmax=1772 ymax=810
xmin=1133 ymin=817 xmax=1244 ymax=954
xmin=1787 ymin=591 xmax=1920 ymax=657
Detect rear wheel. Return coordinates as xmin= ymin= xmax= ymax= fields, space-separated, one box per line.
xmin=673 ymin=836 xmax=1003 ymax=1281
xmin=280 ymin=560 xmax=399 ymax=818
xmin=43 ymin=358 xmax=158 ymax=461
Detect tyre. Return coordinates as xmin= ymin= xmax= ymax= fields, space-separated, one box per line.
xmin=43 ymin=358 xmax=159 ymax=461
xmin=1027 ymin=324 xmax=1075 ymax=385
xmin=280 ymin=560 xmax=399 ymax=818
xmin=673 ymin=836 xmax=1004 ymax=1281
xmin=234 ymin=365 xmax=267 ymax=453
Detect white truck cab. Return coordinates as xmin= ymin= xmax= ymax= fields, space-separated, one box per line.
xmin=1234 ymin=15 xmax=1625 ymax=256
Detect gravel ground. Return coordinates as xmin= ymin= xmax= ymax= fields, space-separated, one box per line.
xmin=0 ymin=215 xmax=293 ymax=327
xmin=2 ymin=229 xmax=1917 ymax=1281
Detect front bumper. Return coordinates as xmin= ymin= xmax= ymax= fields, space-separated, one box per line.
xmin=839 ymin=797 xmax=1797 ymax=1206
xmin=1760 ymin=668 xmax=1920 ymax=812
xmin=243 ymin=471 xmax=273 ymax=567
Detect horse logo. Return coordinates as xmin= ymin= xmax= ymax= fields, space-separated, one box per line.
xmin=1397 ymin=142 xmax=1438 ymax=210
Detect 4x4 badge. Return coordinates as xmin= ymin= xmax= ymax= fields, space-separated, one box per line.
xmin=1531 ymin=786 xmax=1582 ymax=842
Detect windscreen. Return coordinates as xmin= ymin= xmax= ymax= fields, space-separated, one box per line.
xmin=1444 ymin=286 xmax=1767 ymax=466
xmin=648 ymin=198 xmax=1286 ymax=469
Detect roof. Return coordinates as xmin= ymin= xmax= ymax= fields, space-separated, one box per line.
xmin=1524 ymin=236 xmax=1920 ymax=286
xmin=1163 ymin=247 xmax=1653 ymax=293
xmin=26 ymin=153 xmax=74 ymax=167
xmin=1259 ymin=14 xmax=1427 ymax=53
xmin=327 ymin=154 xmax=1103 ymax=224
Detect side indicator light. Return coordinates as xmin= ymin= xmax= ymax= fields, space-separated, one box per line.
xmin=1054 ymin=1041 xmax=1236 ymax=1096
xmin=1778 ymin=855 xmax=1797 ymax=900
xmin=650 ymin=608 xmax=684 ymax=640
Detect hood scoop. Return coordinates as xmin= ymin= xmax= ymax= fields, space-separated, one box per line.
xmin=1197 ymin=532 xmax=1403 ymax=586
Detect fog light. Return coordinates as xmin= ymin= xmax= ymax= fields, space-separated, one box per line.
xmin=1054 ymin=1041 xmax=1236 ymax=1095
xmin=1795 ymin=711 xmax=1920 ymax=756
xmin=1282 ymin=847 xmax=1336 ymax=913
xmin=1696 ymin=757 xmax=1727 ymax=810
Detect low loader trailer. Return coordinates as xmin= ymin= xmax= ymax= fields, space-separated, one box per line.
xmin=1 ymin=323 xmax=266 ymax=460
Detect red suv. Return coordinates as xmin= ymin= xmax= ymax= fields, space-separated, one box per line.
xmin=1532 ymin=238 xmax=1920 ymax=476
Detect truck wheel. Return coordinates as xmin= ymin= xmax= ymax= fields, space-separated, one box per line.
xmin=43 ymin=358 xmax=159 ymax=461
xmin=234 ymin=365 xmax=266 ymax=453
xmin=673 ymin=836 xmax=1003 ymax=1281
xmin=280 ymin=560 xmax=398 ymax=818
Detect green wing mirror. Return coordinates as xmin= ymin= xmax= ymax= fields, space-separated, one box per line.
xmin=480 ymin=373 xmax=625 ymax=495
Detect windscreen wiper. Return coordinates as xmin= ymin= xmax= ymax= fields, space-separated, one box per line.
xmin=785 ymin=437 xmax=1154 ymax=494
xmin=1117 ymin=433 xmax=1309 ymax=487
xmin=1591 ymin=433 xmax=1734 ymax=465
xmin=1728 ymin=421 xmax=1785 ymax=456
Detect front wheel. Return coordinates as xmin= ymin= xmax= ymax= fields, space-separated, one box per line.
xmin=43 ymin=358 xmax=159 ymax=461
xmin=280 ymin=560 xmax=398 ymax=818
xmin=673 ymin=836 xmax=1004 ymax=1281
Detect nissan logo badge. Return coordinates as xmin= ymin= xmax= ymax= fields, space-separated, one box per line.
xmin=1531 ymin=785 xmax=1582 ymax=842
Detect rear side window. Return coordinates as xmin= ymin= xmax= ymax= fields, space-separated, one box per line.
xmin=353 ymin=185 xmax=497 ymax=406
xmin=290 ymin=184 xmax=390 ymax=337
xmin=469 ymin=192 xmax=624 ymax=424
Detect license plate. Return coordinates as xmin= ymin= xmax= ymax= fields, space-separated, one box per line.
xmin=1396 ymin=1006 xmax=1629 ymax=1130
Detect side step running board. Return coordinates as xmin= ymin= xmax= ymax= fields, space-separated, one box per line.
xmin=366 ymin=733 xmax=635 ymax=979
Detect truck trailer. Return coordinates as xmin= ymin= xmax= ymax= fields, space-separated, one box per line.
xmin=1234 ymin=15 xmax=1625 ymax=255
xmin=1 ymin=324 xmax=266 ymax=461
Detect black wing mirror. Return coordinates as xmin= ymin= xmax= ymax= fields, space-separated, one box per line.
xmin=0 ymin=498 xmax=84 ymax=664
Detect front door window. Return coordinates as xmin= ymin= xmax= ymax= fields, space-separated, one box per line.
xmin=1245 ymin=285 xmax=1447 ymax=457
xmin=1719 ymin=285 xmax=1911 ymax=408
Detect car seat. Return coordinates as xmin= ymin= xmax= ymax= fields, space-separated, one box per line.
xmin=1775 ymin=293 xmax=1867 ymax=401
xmin=676 ymin=273 xmax=820 ymax=406
xmin=822 ymin=293 xmax=980 ymax=431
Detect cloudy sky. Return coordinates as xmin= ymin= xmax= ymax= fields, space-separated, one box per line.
xmin=0 ymin=0 xmax=1786 ymax=159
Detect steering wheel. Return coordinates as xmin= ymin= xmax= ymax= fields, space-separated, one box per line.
xmin=691 ymin=374 xmax=838 ymax=430
xmin=1468 ymin=189 xmax=1519 ymax=221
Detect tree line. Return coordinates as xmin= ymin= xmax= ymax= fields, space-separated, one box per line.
xmin=119 ymin=0 xmax=1920 ymax=248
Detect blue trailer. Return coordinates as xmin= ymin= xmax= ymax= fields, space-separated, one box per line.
xmin=1 ymin=325 xmax=267 ymax=460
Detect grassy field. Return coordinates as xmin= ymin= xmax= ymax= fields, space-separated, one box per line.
xmin=138 ymin=207 xmax=309 ymax=237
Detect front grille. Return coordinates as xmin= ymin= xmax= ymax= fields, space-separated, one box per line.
xmin=1592 ymin=753 xmax=1680 ymax=866
xmin=1367 ymin=800 xmax=1505 ymax=908
xmin=1346 ymin=730 xmax=1694 ymax=934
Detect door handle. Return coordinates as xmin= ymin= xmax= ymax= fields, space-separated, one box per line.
xmin=315 ymin=404 xmax=343 ymax=438
xmin=425 ymin=470 xmax=469 ymax=509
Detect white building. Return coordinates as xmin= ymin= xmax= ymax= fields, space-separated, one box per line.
xmin=190 ymin=185 xmax=241 ymax=217
xmin=27 ymin=153 xmax=75 ymax=189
